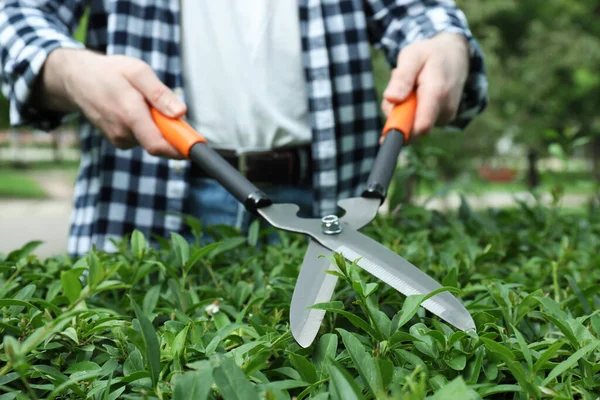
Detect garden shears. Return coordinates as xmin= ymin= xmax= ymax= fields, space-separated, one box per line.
xmin=151 ymin=93 xmax=476 ymax=348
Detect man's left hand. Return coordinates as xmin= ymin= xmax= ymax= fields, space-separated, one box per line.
xmin=381 ymin=32 xmax=470 ymax=139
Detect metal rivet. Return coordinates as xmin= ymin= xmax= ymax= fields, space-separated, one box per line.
xmin=321 ymin=215 xmax=342 ymax=235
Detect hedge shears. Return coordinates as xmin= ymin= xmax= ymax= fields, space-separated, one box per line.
xmin=151 ymin=93 xmax=476 ymax=348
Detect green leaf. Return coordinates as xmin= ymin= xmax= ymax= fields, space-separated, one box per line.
xmin=9 ymin=284 xmax=36 ymax=316
xmin=171 ymin=232 xmax=190 ymax=268
xmin=441 ymin=266 xmax=458 ymax=288
xmin=32 ymin=365 xmax=86 ymax=398
xmin=337 ymin=328 xmax=383 ymax=396
xmin=61 ymin=269 xmax=82 ymax=304
xmin=88 ymin=250 xmax=104 ymax=288
xmin=172 ymin=323 xmax=190 ymax=368
xmin=428 ymin=376 xmax=477 ymax=400
xmin=478 ymin=385 xmax=523 ymax=397
xmin=247 ymin=219 xmax=260 ymax=247
xmin=511 ymin=324 xmax=533 ymax=372
xmin=212 ymin=353 xmax=259 ymax=400
xmin=187 ymin=242 xmax=223 ymax=271
xmin=259 ymin=380 xmax=309 ymax=392
xmin=0 ymin=372 xmax=19 ymax=386
xmin=61 ymin=327 xmax=79 ymax=345
xmin=591 ymin=314 xmax=600 ymax=338
xmin=0 ymin=299 xmax=37 ymax=312
xmin=173 ymin=361 xmax=213 ymax=400
xmin=289 ymin=353 xmax=318 ymax=384
xmin=310 ymin=302 xmax=380 ymax=338
xmin=101 ymin=371 xmax=113 ymax=400
xmin=6 ymin=240 xmax=43 ymax=262
xmin=378 ymin=358 xmax=394 ymax=389
xmin=364 ymin=282 xmax=379 ymax=298
xmin=481 ymin=338 xmax=540 ymax=399
xmin=534 ymin=341 xmax=565 ymax=373
xmin=327 ymin=359 xmax=363 ymax=400
xmin=445 ymin=354 xmax=466 ymax=371
xmin=143 ymin=285 xmax=161 ymax=316
xmin=313 ymin=333 xmax=338 ymax=376
xmin=66 ymin=362 xmax=100 ymax=379
xmin=123 ymin=348 xmax=144 ymax=376
xmin=541 ymin=341 xmax=600 ymax=386
xmin=130 ymin=296 xmax=161 ymax=388
xmin=391 ymin=287 xmax=460 ymax=333
xmin=47 ymin=370 xmax=104 ymax=399
xmin=465 ymin=346 xmax=484 ymax=384
xmin=131 ymin=229 xmax=147 ymax=259
xmin=540 ymin=313 xmax=579 ymax=348
xmin=480 ymin=337 xmax=515 ymax=362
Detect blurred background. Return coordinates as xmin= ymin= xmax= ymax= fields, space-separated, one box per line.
xmin=1 ymin=0 xmax=599 ymax=257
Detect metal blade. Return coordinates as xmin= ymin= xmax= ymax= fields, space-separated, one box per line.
xmin=321 ymin=230 xmax=476 ymax=332
xmin=290 ymin=240 xmax=338 ymax=348
xmin=258 ymin=203 xmax=475 ymax=332
xmin=289 ymin=196 xmax=380 ymax=347
xmin=337 ymin=197 xmax=380 ymax=230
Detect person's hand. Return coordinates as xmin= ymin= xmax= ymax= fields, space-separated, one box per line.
xmin=43 ymin=49 xmax=187 ymax=159
xmin=381 ymin=32 xmax=470 ymax=140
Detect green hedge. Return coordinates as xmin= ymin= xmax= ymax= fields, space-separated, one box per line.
xmin=1 ymin=198 xmax=599 ymax=399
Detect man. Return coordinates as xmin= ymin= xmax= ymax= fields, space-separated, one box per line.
xmin=0 ymin=1 xmax=487 ymax=258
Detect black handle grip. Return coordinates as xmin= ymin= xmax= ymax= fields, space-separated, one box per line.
xmin=189 ymin=143 xmax=272 ymax=213
xmin=361 ymin=129 xmax=405 ymax=201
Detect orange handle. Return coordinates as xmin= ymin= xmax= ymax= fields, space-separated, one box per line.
xmin=382 ymin=92 xmax=417 ymax=142
xmin=150 ymin=107 xmax=206 ymax=158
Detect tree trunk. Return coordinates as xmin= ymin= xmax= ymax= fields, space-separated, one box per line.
xmin=52 ymin=131 xmax=62 ymax=164
xmin=527 ymin=148 xmax=540 ymax=189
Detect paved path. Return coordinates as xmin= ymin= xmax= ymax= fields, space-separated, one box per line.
xmin=0 ymin=199 xmax=72 ymax=258
xmin=0 ymin=171 xmax=74 ymax=258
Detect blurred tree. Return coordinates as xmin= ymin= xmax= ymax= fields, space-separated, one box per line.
xmin=455 ymin=0 xmax=600 ymax=185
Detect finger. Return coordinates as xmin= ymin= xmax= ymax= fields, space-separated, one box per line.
xmin=108 ymin=127 xmax=138 ymax=150
xmin=124 ymin=61 xmax=187 ymax=118
xmin=381 ymin=98 xmax=394 ymax=117
xmin=120 ymin=90 xmax=186 ymax=159
xmin=413 ymin=62 xmax=448 ymax=137
xmin=383 ymin=45 xmax=427 ymax=103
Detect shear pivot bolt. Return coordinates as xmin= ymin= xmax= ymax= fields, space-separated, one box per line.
xmin=321 ymin=215 xmax=342 ymax=235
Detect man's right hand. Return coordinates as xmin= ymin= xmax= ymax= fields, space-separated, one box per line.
xmin=35 ymin=48 xmax=187 ymax=159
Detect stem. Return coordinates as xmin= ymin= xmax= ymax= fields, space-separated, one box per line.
xmin=358 ymin=293 xmax=385 ymax=340
xmin=552 ymin=261 xmax=560 ymax=303
xmin=205 ymin=262 xmax=222 ymax=292
xmin=1 ymin=264 xmax=24 ymax=293
xmin=20 ymin=375 xmax=39 ymax=400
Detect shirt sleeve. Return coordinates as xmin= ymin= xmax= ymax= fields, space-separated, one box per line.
xmin=365 ymin=0 xmax=488 ymax=129
xmin=0 ymin=0 xmax=87 ymax=131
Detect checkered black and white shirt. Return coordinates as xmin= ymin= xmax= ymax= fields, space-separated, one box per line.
xmin=0 ymin=0 xmax=488 ymax=257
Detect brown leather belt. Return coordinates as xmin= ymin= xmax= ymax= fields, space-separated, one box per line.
xmin=190 ymin=145 xmax=313 ymax=185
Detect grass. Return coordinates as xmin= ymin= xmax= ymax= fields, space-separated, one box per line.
xmin=0 ymin=171 xmax=47 ymax=199
xmin=416 ymin=170 xmax=599 ymax=197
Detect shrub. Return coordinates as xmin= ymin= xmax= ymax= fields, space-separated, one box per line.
xmin=1 ymin=198 xmax=599 ymax=399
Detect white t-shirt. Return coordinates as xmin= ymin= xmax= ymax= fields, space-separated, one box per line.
xmin=180 ymin=0 xmax=312 ymax=152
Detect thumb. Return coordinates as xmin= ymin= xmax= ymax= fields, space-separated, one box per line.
xmin=383 ymin=45 xmax=427 ymax=104
xmin=124 ymin=61 xmax=187 ymax=118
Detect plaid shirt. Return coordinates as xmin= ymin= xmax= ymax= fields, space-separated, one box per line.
xmin=0 ymin=0 xmax=488 ymax=258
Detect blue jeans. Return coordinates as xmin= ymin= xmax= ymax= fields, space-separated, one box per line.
xmin=183 ymin=178 xmax=314 ymax=243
